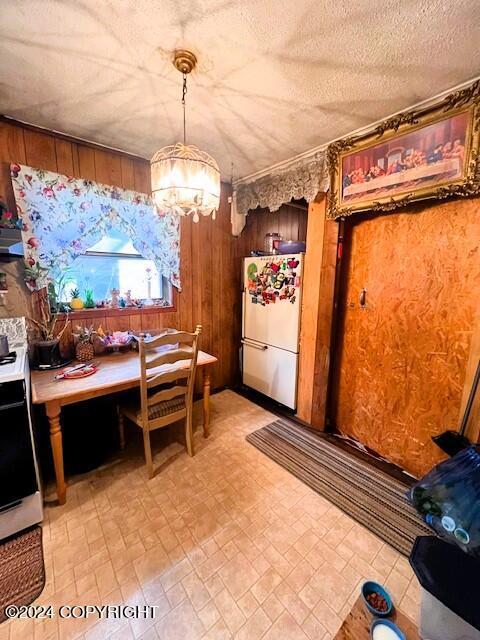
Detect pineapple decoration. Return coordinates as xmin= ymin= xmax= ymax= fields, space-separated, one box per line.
xmin=74 ymin=325 xmax=96 ymax=362
xmin=70 ymin=287 xmax=84 ymax=310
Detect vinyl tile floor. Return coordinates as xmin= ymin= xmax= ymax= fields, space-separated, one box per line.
xmin=2 ymin=390 xmax=421 ymax=640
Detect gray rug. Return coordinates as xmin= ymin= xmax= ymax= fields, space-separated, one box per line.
xmin=246 ymin=418 xmax=431 ymax=556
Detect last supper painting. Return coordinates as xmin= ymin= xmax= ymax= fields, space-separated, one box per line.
xmin=340 ymin=110 xmax=471 ymax=208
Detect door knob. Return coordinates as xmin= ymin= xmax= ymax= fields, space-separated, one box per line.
xmin=359 ymin=288 xmax=367 ymax=308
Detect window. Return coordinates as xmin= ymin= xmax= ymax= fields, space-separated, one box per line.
xmin=67 ymin=228 xmax=172 ymax=305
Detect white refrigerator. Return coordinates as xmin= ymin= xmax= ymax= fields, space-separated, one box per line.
xmin=242 ymin=254 xmax=303 ymax=409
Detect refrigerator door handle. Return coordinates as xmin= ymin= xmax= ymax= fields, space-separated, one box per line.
xmin=241 ymin=340 xmax=268 ymax=351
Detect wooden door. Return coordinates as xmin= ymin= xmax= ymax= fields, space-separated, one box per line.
xmin=331 ymin=199 xmax=480 ymax=477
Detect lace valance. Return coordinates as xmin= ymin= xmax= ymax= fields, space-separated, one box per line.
xmin=231 ymin=152 xmax=329 ymax=235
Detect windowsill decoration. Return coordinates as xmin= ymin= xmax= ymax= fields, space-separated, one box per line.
xmin=10 ymin=163 xmax=181 ymax=291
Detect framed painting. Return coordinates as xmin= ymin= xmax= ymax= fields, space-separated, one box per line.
xmin=327 ymin=80 xmax=480 ymax=218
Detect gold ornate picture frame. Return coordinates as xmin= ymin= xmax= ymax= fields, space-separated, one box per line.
xmin=327 ymin=80 xmax=480 ymax=219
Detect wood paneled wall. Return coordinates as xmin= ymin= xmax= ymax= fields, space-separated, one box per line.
xmin=0 ymin=119 xmax=238 ymax=389
xmin=235 ymin=204 xmax=308 ymax=260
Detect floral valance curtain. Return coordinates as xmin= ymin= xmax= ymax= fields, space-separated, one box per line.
xmin=10 ymin=163 xmax=181 ymax=290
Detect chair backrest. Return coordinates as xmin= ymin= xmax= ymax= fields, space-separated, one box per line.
xmin=138 ymin=325 xmax=202 ymax=425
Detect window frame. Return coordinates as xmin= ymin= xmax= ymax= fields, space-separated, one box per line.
xmin=64 ymin=228 xmax=174 ymax=311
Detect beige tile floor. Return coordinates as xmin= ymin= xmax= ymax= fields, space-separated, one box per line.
xmin=2 ymin=390 xmax=421 ymax=640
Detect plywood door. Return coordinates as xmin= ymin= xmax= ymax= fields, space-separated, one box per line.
xmin=332 ymin=199 xmax=480 ymax=477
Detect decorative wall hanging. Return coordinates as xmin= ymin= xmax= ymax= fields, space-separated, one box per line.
xmin=151 ymin=50 xmax=220 ymax=223
xmin=327 ymin=80 xmax=480 ymax=219
xmin=232 ymin=151 xmax=329 ymax=235
xmin=246 ymin=257 xmax=301 ymax=306
xmin=11 ymin=164 xmax=181 ymax=291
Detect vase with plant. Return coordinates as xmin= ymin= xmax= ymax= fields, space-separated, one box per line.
xmin=28 ymin=294 xmax=69 ymax=369
xmin=70 ymin=287 xmax=84 ymax=310
xmin=84 ymin=289 xmax=95 ymax=309
xmin=73 ymin=325 xmax=96 ymax=362
xmin=27 ymin=270 xmax=71 ymax=368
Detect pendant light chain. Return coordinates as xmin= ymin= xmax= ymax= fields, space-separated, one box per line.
xmin=182 ymin=72 xmax=188 ymax=145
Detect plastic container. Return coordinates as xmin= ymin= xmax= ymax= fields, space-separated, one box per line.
xmin=410 ymin=536 xmax=480 ymax=639
xmin=370 ymin=619 xmax=405 ymax=639
xmin=361 ymin=581 xmax=393 ymax=617
xmin=278 ymin=240 xmax=306 ymax=254
xmin=264 ymin=232 xmax=282 ymax=254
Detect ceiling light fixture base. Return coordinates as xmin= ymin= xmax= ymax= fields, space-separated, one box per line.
xmin=173 ymin=50 xmax=197 ymax=74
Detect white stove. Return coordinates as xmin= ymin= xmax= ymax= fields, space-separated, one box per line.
xmin=0 ymin=347 xmax=27 ymax=382
xmin=0 ymin=318 xmax=43 ymax=539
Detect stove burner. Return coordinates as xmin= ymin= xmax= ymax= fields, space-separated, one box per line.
xmin=0 ymin=351 xmax=17 ymax=366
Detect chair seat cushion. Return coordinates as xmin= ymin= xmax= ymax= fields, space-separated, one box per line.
xmin=121 ymin=395 xmax=186 ymax=425
xmin=148 ymin=396 xmax=186 ymax=420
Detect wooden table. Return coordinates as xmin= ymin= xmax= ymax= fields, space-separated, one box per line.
xmin=334 ymin=595 xmax=420 ymax=639
xmin=31 ymin=349 xmax=217 ymax=505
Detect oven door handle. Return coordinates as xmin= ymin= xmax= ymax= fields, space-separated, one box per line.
xmin=0 ymin=400 xmax=25 ymax=412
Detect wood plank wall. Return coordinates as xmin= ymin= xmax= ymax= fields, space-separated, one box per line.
xmin=235 ymin=204 xmax=308 ymax=259
xmin=0 ymin=119 xmax=238 ymax=389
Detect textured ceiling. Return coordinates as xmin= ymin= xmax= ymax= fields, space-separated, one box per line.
xmin=1 ymin=0 xmax=479 ymax=179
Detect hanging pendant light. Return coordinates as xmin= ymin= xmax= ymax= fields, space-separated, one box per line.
xmin=151 ymin=50 xmax=220 ymax=223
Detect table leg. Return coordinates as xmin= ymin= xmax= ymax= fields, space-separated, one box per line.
xmin=202 ymin=369 xmax=211 ymax=438
xmin=46 ymin=401 xmax=67 ymax=505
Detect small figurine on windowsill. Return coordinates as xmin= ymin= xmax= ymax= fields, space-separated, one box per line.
xmin=124 ymin=290 xmax=134 ymax=307
xmin=110 ymin=288 xmax=120 ymax=309
xmin=84 ymin=289 xmax=95 ymax=309
xmin=143 ymin=268 xmax=154 ymax=307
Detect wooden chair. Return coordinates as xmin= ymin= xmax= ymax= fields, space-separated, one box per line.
xmin=117 ymin=325 xmax=201 ymax=478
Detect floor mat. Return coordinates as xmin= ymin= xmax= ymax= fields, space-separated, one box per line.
xmin=246 ymin=418 xmax=431 ymax=556
xmin=0 ymin=526 xmax=45 ymax=623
